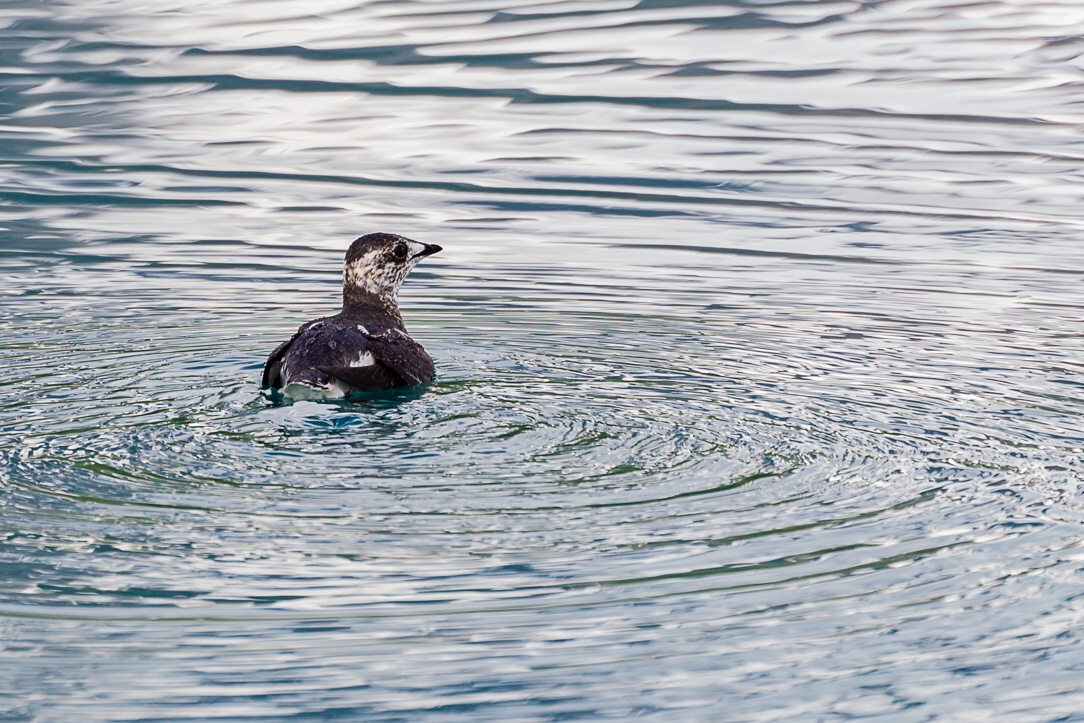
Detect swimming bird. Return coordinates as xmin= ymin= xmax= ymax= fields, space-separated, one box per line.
xmin=262 ymin=232 xmax=442 ymax=399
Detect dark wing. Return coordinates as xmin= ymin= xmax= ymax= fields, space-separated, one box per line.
xmin=262 ymin=321 xmax=318 ymax=389
xmin=262 ymin=337 xmax=294 ymax=389
xmin=317 ymin=331 xmax=435 ymax=391
xmin=314 ymin=363 xmax=402 ymax=391
xmin=366 ymin=332 xmax=435 ymax=386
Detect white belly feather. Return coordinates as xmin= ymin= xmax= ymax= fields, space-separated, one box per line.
xmin=282 ymin=379 xmax=350 ymax=400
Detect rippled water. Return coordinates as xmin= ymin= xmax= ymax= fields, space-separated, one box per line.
xmin=4 ymin=0 xmax=1084 ymax=720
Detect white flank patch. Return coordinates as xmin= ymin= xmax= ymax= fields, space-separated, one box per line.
xmin=351 ymin=351 xmax=375 ymax=367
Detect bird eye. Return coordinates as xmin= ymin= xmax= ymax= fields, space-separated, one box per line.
xmin=392 ymin=243 xmax=408 ymax=260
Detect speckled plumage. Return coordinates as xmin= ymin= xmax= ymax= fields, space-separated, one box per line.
xmin=262 ymin=233 xmax=442 ymax=397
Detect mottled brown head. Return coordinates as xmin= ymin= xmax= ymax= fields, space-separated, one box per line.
xmin=343 ymin=233 xmax=441 ymax=311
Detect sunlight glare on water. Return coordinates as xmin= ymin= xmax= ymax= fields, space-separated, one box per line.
xmin=4 ymin=0 xmax=1084 ymax=720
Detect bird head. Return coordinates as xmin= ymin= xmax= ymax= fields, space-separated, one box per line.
xmin=342 ymin=232 xmax=442 ymax=310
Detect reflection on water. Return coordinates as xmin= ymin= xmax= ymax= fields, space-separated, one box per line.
xmin=4 ymin=0 xmax=1084 ymax=720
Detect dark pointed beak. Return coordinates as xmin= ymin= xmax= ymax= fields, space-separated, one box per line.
xmin=415 ymin=243 xmax=442 ymax=259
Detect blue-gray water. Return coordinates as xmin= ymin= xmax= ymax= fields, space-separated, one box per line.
xmin=3 ymin=0 xmax=1084 ymax=720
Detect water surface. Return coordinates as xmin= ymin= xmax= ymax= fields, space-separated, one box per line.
xmin=4 ymin=0 xmax=1084 ymax=720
